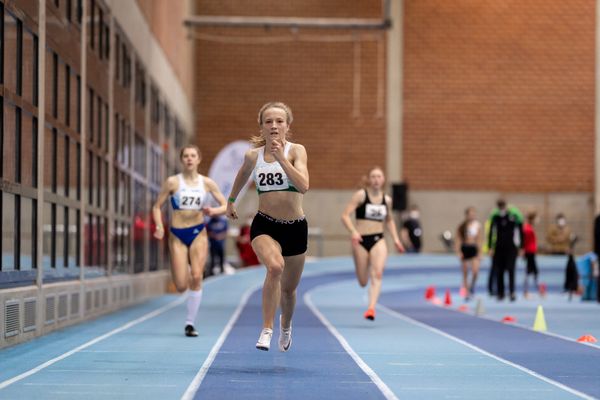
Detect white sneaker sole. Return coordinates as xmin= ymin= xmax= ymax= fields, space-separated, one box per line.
xmin=256 ymin=329 xmax=272 ymax=351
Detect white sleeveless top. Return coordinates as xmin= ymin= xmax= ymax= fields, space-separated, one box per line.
xmin=466 ymin=220 xmax=481 ymax=239
xmin=252 ymin=142 xmax=299 ymax=194
xmin=170 ymin=174 xmax=208 ymax=211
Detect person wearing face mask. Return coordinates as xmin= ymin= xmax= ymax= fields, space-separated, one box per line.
xmin=227 ymin=102 xmax=309 ymax=352
xmin=401 ymin=205 xmax=423 ymax=253
xmin=487 ymin=199 xmax=524 ymax=301
xmin=546 ymin=213 xmax=572 ymax=255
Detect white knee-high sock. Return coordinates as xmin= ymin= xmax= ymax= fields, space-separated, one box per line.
xmin=185 ymin=289 xmax=203 ymax=326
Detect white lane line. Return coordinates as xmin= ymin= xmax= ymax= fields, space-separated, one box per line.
xmin=379 ymin=304 xmax=597 ymax=400
xmin=0 ymin=296 xmax=186 ymax=390
xmin=180 ymin=285 xmax=259 ymax=400
xmin=304 ymin=292 xmax=399 ymax=400
xmin=454 ymin=304 xmax=600 ymax=350
xmin=25 ymin=383 xmax=177 ymax=387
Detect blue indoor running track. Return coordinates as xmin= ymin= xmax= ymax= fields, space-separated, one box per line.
xmin=0 ymin=255 xmax=599 ymax=399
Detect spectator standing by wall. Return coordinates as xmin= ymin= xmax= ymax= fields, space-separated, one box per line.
xmin=487 ymin=199 xmax=524 ymax=301
xmin=401 ymin=205 xmax=422 ymax=253
xmin=522 ymin=212 xmax=539 ymax=299
xmin=546 ymin=213 xmax=572 ymax=255
xmin=206 ymin=215 xmax=228 ymax=276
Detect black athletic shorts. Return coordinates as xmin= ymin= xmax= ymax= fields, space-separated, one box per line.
xmin=461 ymin=244 xmax=478 ymax=260
xmin=250 ymin=211 xmax=308 ymax=257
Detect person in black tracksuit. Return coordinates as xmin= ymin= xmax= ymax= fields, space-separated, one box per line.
xmin=488 ymin=200 xmax=524 ymax=301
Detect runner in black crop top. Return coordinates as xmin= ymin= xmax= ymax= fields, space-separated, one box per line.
xmin=341 ymin=167 xmax=405 ymax=322
xmin=355 ymin=189 xmax=388 ymax=222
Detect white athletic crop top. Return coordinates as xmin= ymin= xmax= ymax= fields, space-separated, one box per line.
xmin=466 ymin=220 xmax=481 ymax=239
xmin=170 ymin=174 xmax=208 ymax=211
xmin=252 ymin=142 xmax=299 ymax=194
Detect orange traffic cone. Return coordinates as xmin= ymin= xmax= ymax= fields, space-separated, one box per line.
xmin=577 ymin=334 xmax=598 ymax=343
xmin=501 ymin=315 xmax=516 ymax=323
xmin=444 ymin=289 xmax=452 ymax=306
xmin=425 ymin=286 xmax=436 ymax=301
xmin=538 ymin=283 xmax=547 ymax=298
xmin=458 ymin=304 xmax=469 ymax=312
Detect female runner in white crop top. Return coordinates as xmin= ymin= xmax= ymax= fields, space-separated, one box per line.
xmin=152 ymin=145 xmax=227 ymax=337
xmin=226 ymin=102 xmax=309 ymax=352
xmin=455 ymin=206 xmax=482 ymax=300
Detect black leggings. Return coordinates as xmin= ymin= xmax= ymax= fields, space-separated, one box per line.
xmin=493 ymin=248 xmax=518 ymax=298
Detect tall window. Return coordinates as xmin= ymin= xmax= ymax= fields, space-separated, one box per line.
xmin=1 ymin=7 xmax=39 ymax=285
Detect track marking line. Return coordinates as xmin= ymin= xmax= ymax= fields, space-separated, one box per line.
xmin=181 ymin=285 xmax=259 ymax=400
xmin=0 ymin=296 xmax=186 ymax=390
xmin=379 ymin=304 xmax=597 ymax=400
xmin=304 ymin=291 xmax=399 ymax=400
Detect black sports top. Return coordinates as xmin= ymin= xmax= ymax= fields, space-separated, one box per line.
xmin=355 ymin=189 xmax=387 ymax=221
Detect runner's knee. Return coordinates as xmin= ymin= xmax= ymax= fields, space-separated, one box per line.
xmin=266 ymin=257 xmax=285 ymax=277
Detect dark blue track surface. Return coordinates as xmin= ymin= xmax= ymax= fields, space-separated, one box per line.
xmin=194 ymin=272 xmax=387 ymax=400
xmin=380 ymin=289 xmax=600 ymax=398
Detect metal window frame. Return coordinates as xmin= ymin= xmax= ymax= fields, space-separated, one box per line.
xmin=76 ymin=74 xmax=81 ymax=133
xmin=63 ymin=205 xmax=69 ymax=267
xmin=32 ymin=33 xmax=38 ymax=107
xmin=65 ymin=64 xmax=70 ymax=126
xmin=0 ymin=97 xmax=3 ymax=180
xmin=15 ymin=106 xmax=21 ymax=183
xmin=64 ymin=134 xmax=70 ymax=197
xmin=52 ymin=51 xmax=58 ymax=118
xmin=87 ymin=86 xmax=94 ymax=142
xmin=16 ymin=17 xmax=22 ymax=97
xmin=50 ymin=202 xmax=56 ymax=268
xmin=66 ymin=0 xmax=72 ymax=22
xmin=51 ymin=127 xmax=57 ymax=193
xmin=96 ymin=94 xmax=101 ymax=149
xmin=0 ymin=191 xmax=3 ymax=271
xmin=14 ymin=194 xmax=21 ymax=271
xmin=0 ymin=2 xmax=4 ymax=85
xmin=32 ymin=116 xmax=38 ymax=186
xmin=89 ymin=0 xmax=95 ymax=50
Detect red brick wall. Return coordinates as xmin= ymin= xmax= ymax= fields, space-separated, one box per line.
xmin=403 ymin=0 xmax=595 ymax=192
xmin=193 ymin=0 xmax=386 ymax=187
xmin=136 ymin=0 xmax=195 ymax=104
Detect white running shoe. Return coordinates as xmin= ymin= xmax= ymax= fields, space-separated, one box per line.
xmin=278 ymin=316 xmax=292 ymax=352
xmin=256 ymin=328 xmax=273 ymax=351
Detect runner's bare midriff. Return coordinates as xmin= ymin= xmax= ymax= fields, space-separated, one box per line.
xmin=258 ymin=191 xmax=304 ymax=220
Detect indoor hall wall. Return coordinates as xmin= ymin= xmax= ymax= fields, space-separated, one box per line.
xmin=402 ymin=0 xmax=596 ymax=252
xmin=135 ymin=0 xmax=195 ymax=105
xmin=403 ymin=0 xmax=594 ymax=192
xmin=192 ymin=0 xmax=387 ymax=190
